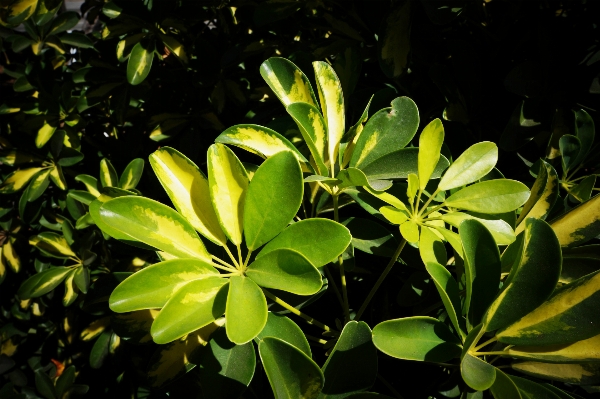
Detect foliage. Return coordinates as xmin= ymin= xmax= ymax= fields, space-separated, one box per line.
xmin=1 ymin=0 xmax=600 ymax=398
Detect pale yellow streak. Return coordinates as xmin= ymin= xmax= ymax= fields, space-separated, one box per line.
xmin=354 ymin=132 xmax=379 ymax=167
xmin=509 ymin=334 xmax=600 ymax=361
xmin=513 ymin=362 xmax=594 ymax=382
xmin=308 ymin=107 xmax=328 ymax=163
xmin=551 ymin=194 xmax=600 ymax=247
xmin=314 ymin=62 xmax=345 ymax=168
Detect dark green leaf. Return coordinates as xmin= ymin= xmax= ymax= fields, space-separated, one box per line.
xmin=255 ymin=312 xmax=311 ymax=357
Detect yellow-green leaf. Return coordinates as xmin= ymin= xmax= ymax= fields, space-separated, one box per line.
xmin=30 ymin=232 xmax=76 ymax=258
xmin=400 ymin=220 xmax=419 ymax=243
xmin=550 ymin=194 xmax=600 ymax=248
xmin=0 ymin=167 xmax=43 ymax=194
xmin=26 ymin=168 xmax=51 ymax=202
xmin=49 ymin=165 xmax=67 ymax=190
xmin=259 ymin=57 xmax=318 ymax=108
xmin=225 ymin=276 xmax=267 ymax=344
xmin=442 ymin=212 xmax=516 ymax=246
xmin=286 ymin=103 xmax=328 ymax=175
xmin=379 ymin=206 xmax=408 ymax=225
xmin=99 ymin=158 xmax=118 ymax=188
xmin=1 ymin=240 xmax=20 ymax=273
xmin=149 ymin=147 xmax=226 ymax=245
xmin=313 ymin=61 xmax=345 ymax=167
xmin=515 ymin=160 xmax=559 ymax=234
xmin=438 ymin=142 xmax=498 ymax=191
xmin=418 ymin=118 xmax=444 ymax=189
xmin=127 ymin=41 xmax=154 ymax=85
xmin=17 ymin=267 xmax=71 ymax=299
xmin=118 ymin=158 xmax=144 ymax=190
xmin=407 ymin=173 xmax=418 ymax=202
xmin=63 ymin=269 xmax=78 ymax=306
xmin=507 ymin=333 xmax=600 ymax=363
xmin=75 ymin=174 xmax=100 ymax=197
xmin=35 ymin=121 xmax=57 ymax=148
xmin=207 ymin=144 xmax=249 ymax=245
xmin=420 ymin=226 xmax=447 ymax=266
xmin=511 ymin=361 xmax=600 ymax=386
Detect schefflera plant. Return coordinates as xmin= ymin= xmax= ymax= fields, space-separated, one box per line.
xmin=97 ymin=145 xmax=351 ymax=345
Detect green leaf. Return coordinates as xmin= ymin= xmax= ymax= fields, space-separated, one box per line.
xmin=359 ymin=147 xmax=450 ymax=181
xmin=98 ymin=196 xmax=210 ymax=260
xmin=320 ymin=321 xmax=378 ymax=398
xmin=460 ymin=219 xmax=501 ymax=329
xmin=151 ymin=276 xmax=228 ymax=344
xmin=118 ymin=158 xmax=144 ymax=190
xmin=512 ymin=362 xmax=600 ymax=386
xmin=208 ymin=143 xmax=249 ymax=246
xmin=438 ymin=142 xmax=498 ymax=191
xmin=507 ymin=333 xmax=600 ymax=363
xmin=55 ymin=365 xmax=75 ymax=399
xmin=0 ymin=167 xmax=43 ymax=193
xmin=425 ymin=262 xmax=465 ymax=341
xmin=313 ymin=61 xmax=345 ymax=166
xmin=444 ymin=180 xmax=530 ymax=213
xmin=420 ymin=225 xmax=447 ymax=265
xmin=259 ymin=57 xmax=318 ymax=108
xmin=59 ymin=32 xmax=95 ymax=48
xmin=418 ymin=118 xmax=445 ymax=189
xmin=497 ymin=270 xmax=600 ymax=346
xmin=430 ymin=225 xmax=464 ymax=259
xmin=149 ymin=147 xmax=226 ymax=245
xmin=215 ymin=124 xmax=311 ymax=170
xmin=49 ymin=165 xmax=67 ymax=190
xmin=407 ymin=173 xmax=419 ymax=202
xmin=572 ymin=109 xmax=595 ymax=167
xmin=336 ymin=167 xmax=372 ymax=190
xmin=258 ymin=336 xmax=324 ymax=399
xmin=226 ymin=276 xmax=267 ymax=344
xmin=109 ymin=259 xmax=218 ymax=312
xmin=442 ymin=212 xmax=516 ymax=246
xmin=90 ymin=331 xmax=112 ymax=369
xmin=67 ymin=190 xmax=96 ymax=206
xmin=26 ymin=168 xmax=51 ymax=202
xmin=30 ymin=232 xmax=76 ymax=258
xmin=483 ymin=219 xmax=561 ymax=332
xmin=35 ymin=369 xmax=56 ymax=399
xmin=490 ymin=367 xmax=522 ymax=399
xmin=460 ymin=353 xmax=496 ymax=391
xmin=340 ymin=95 xmax=372 ymax=168
xmin=378 ymin=0 xmax=411 ymax=78
xmin=247 ymin=249 xmax=322 ymax=295
xmin=350 ymin=97 xmax=419 ymax=170
xmin=346 ymin=217 xmax=399 ymax=257
xmin=244 ymin=151 xmax=303 ymax=251
xmin=256 ymin=312 xmax=311 ymax=357
xmin=570 ymin=175 xmax=596 ymax=203
xmin=515 ymin=160 xmax=559 ymax=234
xmin=17 ymin=267 xmax=71 ymax=299
xmin=127 ymin=41 xmax=154 ymax=85
xmin=372 ymin=316 xmax=462 ymax=362
xmin=75 ymin=174 xmax=100 ymax=196
xmin=47 ymin=11 xmax=79 ymax=35
xmin=286 ymin=103 xmax=328 ymax=174
xmin=400 ymin=220 xmax=419 ymax=243
xmin=559 ymin=134 xmax=581 ymax=172
xmin=509 ymin=374 xmax=567 ymax=398
xmin=257 ymin=218 xmax=351 ymax=267
xmin=99 ymin=158 xmax=118 ymax=188
xmin=550 ymin=194 xmax=600 ymax=248
xmin=198 ymin=327 xmax=256 ymax=398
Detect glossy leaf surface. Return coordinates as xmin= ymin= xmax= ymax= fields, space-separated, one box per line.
xmin=256 ymin=313 xmax=311 ymax=357
xmin=444 ymin=180 xmax=530 ymax=213
xmin=127 ymin=41 xmax=154 ymax=85
xmin=286 ymin=102 xmax=328 ymax=174
xmin=438 ymin=142 xmax=498 ymax=191
xmin=418 ymin=118 xmax=444 ymax=189
xmin=461 ymin=353 xmax=496 ymax=391
xmin=260 ymin=57 xmax=318 ymax=107
xmin=515 ymin=160 xmax=558 ymax=234
xmin=550 ymin=194 xmax=600 ymax=248
xmin=426 ymin=262 xmax=465 ymax=340
xmin=226 ymin=276 xmax=267 ymax=344
xmin=314 ymin=61 xmax=345 ymax=165
xmin=359 ymin=147 xmax=449 ymax=181
xmin=442 ymin=212 xmax=516 ymax=246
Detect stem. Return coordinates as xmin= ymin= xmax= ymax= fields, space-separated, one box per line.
xmin=237 ymin=245 xmax=244 ymax=268
xmin=333 ymin=194 xmax=351 ymax=323
xmin=305 ymin=334 xmax=327 ymax=345
xmin=323 ymin=265 xmax=345 ymax=309
xmin=212 ymin=255 xmax=237 ymax=270
xmin=417 ymin=188 xmax=440 ymax=217
xmin=473 ymin=351 xmax=508 ymax=357
xmin=355 ymin=239 xmax=407 ymax=321
xmin=242 ymin=250 xmax=253 ymax=271
xmin=420 ymin=203 xmax=445 ymax=219
xmin=262 ymin=288 xmax=335 ymax=332
xmin=222 ymin=245 xmax=240 ymax=269
xmin=210 ymin=261 xmax=238 ymax=273
xmin=473 ymin=336 xmax=498 ymax=352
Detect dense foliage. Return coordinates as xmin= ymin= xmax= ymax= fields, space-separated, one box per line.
xmin=1 ymin=0 xmax=600 ymax=398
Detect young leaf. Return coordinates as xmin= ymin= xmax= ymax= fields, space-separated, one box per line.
xmin=259 ymin=57 xmax=318 ymax=108
xmin=515 ymin=160 xmax=558 ymax=233
xmin=198 ymin=327 xmax=256 ymax=398
xmin=460 ymin=219 xmax=501 ymax=329
xmin=483 ymin=219 xmax=561 ymax=332
xmin=255 ymin=313 xmax=311 ymax=357
xmin=225 ymin=276 xmax=268 ymax=344
xmin=407 ymin=173 xmax=418 ymax=202
xmin=425 ymin=262 xmax=465 ymax=340
xmin=257 ymin=218 xmax=351 ymax=267
xmin=444 ymin=180 xmax=530 ymax=213
xmin=17 ymin=267 xmax=71 ymax=299
xmin=149 ymin=147 xmax=226 ymax=245
xmin=372 ymin=316 xmax=462 ymax=362
xmin=119 ymin=158 xmax=144 ymax=190
xmin=49 ymin=164 xmax=67 ymax=190
xmin=420 ymin=226 xmax=447 ymax=265
xmin=380 ymin=206 xmax=409 ymax=225
xmin=286 ymin=102 xmax=328 ymax=175
xmin=438 ymin=142 xmax=498 ymax=191
xmin=550 ymin=194 xmax=600 ymax=248
xmin=442 ymin=212 xmax=516 ymax=246
xmin=400 ymin=220 xmax=419 ymax=243
xmin=314 ymin=61 xmax=345 ymax=166
xmin=460 ymin=353 xmax=496 ymax=391
xmin=258 ymin=337 xmax=324 ymax=399
xmin=109 ymin=259 xmax=219 ymax=312
xmin=99 ymin=158 xmax=118 ymax=188
xmin=127 ymin=41 xmax=154 ymax=85
xmin=98 ymin=196 xmax=210 ymax=260
xmin=247 ymin=249 xmax=322 ymax=295
xmin=321 ymin=321 xmax=378 ymax=398
xmin=208 ymin=143 xmax=249 ymax=246
xmin=350 ymin=97 xmax=419 ymax=170
xmin=244 ymin=151 xmax=303 ymax=251
xmin=418 ymin=118 xmax=444 ymax=189
xmin=151 ymin=276 xmax=228 ymax=344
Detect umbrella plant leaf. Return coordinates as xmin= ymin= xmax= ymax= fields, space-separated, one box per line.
xmin=438 ymin=142 xmax=498 ymax=191
xmin=151 ymin=276 xmax=229 ymax=344
xmin=118 ymin=158 xmax=144 ymax=190
xmin=0 ymin=167 xmax=43 ymax=194
xmin=320 ymin=321 xmax=378 ymax=398
xmin=255 ymin=312 xmax=311 ymax=357
xmin=460 ymin=353 xmax=496 ymax=391
xmin=359 ymin=148 xmax=449 ymax=182
xmin=570 ymin=175 xmax=596 ymax=203
xmin=511 ymin=362 xmax=600 ymax=386
xmin=26 ymin=168 xmax=51 ymax=202
xmin=418 ymin=118 xmax=444 ymax=189
xmin=351 ymin=97 xmax=419 ymax=169
xmin=508 ymin=374 xmax=567 ymax=398
xmin=559 ymin=134 xmax=581 ymax=173
xmin=444 ymin=179 xmax=530 ymax=213
xmin=490 ymin=367 xmax=522 ymax=399
xmin=259 ymin=337 xmax=324 ymax=399
xmin=127 ymin=41 xmax=154 ymax=85
xmin=507 ymin=332 xmax=600 ymax=363
xmin=99 ymin=158 xmax=118 ymax=188
xmin=99 ymin=196 xmax=210 ymax=260
xmin=259 ymin=57 xmax=318 ymax=108
xmin=257 ymin=218 xmax=351 ymax=267
xmin=400 ymin=220 xmax=419 ymax=243
xmin=314 ymin=61 xmax=345 ymax=165
xmin=442 ymin=212 xmax=516 ymax=246
xmin=286 ymin=102 xmax=328 ymax=175
xmin=515 ymin=160 xmax=558 ymax=234
xmin=208 ymin=143 xmax=249 ymax=246
xmin=572 ymin=109 xmax=595 ymax=167
xmin=425 ymin=262 xmax=465 ymax=340
xmin=17 ymin=267 xmax=71 ymax=299
xmin=244 ymin=151 xmax=303 ymax=251
xmin=247 ymin=249 xmax=322 ymax=295
xmin=109 ymin=259 xmax=219 ymax=312
xmin=550 ymin=194 xmax=600 ymax=248
xmin=372 ymin=316 xmax=462 ymax=362
xmin=149 ymin=146 xmax=226 ymax=245
xmin=30 ymin=231 xmax=76 ymax=258
xmin=225 ymin=275 xmax=268 ymax=344
xmin=483 ymin=219 xmax=561 ymax=332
